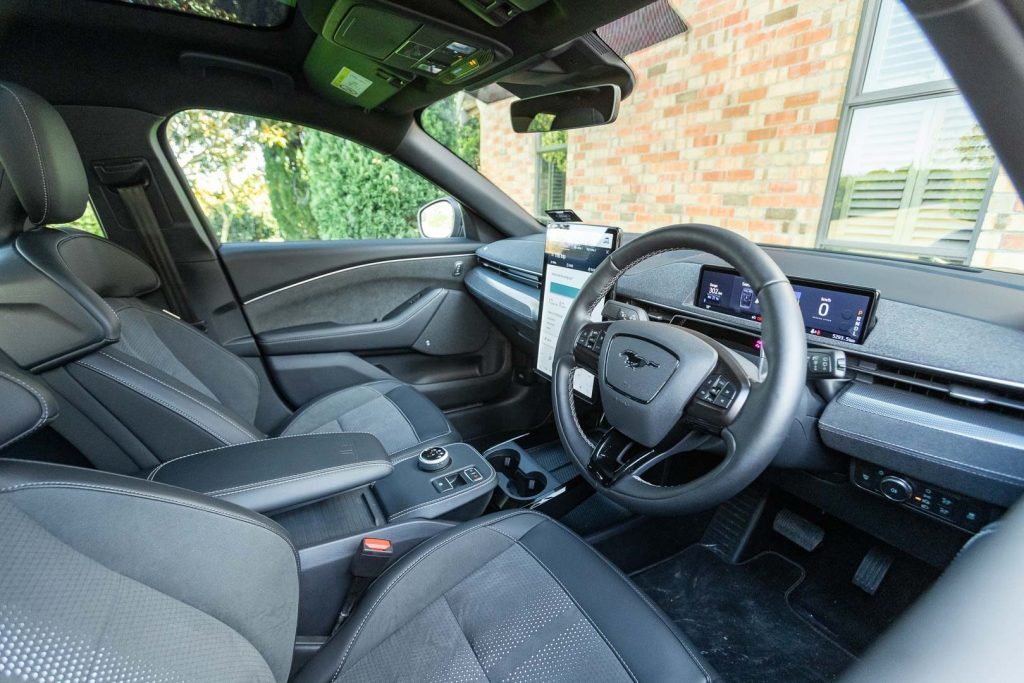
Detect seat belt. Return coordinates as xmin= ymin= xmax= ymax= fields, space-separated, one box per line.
xmin=94 ymin=159 xmax=200 ymax=325
xmin=332 ymin=537 xmax=394 ymax=634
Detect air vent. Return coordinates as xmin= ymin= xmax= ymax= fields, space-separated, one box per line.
xmin=479 ymin=257 xmax=542 ymax=288
xmin=846 ymin=356 xmax=1024 ymax=417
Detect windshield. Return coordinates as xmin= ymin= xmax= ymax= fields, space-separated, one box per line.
xmin=423 ymin=0 xmax=1024 ymax=275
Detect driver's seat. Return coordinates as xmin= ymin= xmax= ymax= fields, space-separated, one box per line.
xmin=0 ymin=456 xmax=713 ymax=683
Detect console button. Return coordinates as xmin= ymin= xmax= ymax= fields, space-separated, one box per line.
xmin=432 ymin=477 xmax=454 ymax=493
xmin=463 ymin=467 xmax=483 ymax=483
xmin=879 ymin=476 xmax=913 ymax=502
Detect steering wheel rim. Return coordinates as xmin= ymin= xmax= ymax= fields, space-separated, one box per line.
xmin=551 ymin=224 xmax=807 ymax=516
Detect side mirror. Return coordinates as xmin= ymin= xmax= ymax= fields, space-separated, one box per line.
xmin=510 ymin=85 xmax=620 ymax=133
xmin=418 ymin=197 xmax=465 ymax=238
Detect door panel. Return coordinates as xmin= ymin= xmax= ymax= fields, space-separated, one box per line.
xmin=221 ymin=239 xmax=478 ymax=304
xmin=219 ymin=239 xmax=512 ymax=411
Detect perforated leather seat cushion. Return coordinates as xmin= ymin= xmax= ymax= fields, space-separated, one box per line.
xmin=294 ymin=510 xmax=713 ymax=683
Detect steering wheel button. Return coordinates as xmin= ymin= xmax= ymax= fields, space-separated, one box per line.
xmin=713 ymin=392 xmax=734 ymax=408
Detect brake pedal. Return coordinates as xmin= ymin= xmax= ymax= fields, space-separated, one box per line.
xmin=772 ymin=509 xmax=825 ymax=551
xmin=853 ymin=546 xmax=894 ymax=596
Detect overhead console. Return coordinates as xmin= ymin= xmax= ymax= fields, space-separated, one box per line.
xmin=302 ymin=0 xmax=511 ymax=108
xmin=456 ymin=0 xmax=551 ymax=27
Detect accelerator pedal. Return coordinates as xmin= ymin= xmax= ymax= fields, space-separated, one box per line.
xmin=772 ymin=509 xmax=825 ymax=552
xmin=853 ymin=546 xmax=894 ymax=596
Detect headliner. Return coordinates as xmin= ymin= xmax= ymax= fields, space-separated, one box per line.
xmin=0 ymin=0 xmax=650 ymax=152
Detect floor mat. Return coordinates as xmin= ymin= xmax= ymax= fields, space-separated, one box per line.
xmin=632 ymin=545 xmax=855 ymax=683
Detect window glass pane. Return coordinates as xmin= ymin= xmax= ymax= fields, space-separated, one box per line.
xmin=824 ymin=95 xmax=995 ymax=261
xmin=64 ymin=201 xmax=106 ymax=237
xmin=537 ymin=131 xmax=567 ymax=214
xmin=421 ymin=93 xmax=480 ymax=169
xmin=862 ymin=0 xmax=951 ymax=92
xmin=106 ymin=0 xmax=292 ymax=28
xmin=167 ymin=110 xmax=447 ymax=242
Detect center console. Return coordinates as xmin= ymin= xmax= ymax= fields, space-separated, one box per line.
xmin=373 ymin=443 xmax=496 ymax=523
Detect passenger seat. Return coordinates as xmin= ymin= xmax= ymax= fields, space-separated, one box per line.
xmin=0 ymin=81 xmax=457 ymax=473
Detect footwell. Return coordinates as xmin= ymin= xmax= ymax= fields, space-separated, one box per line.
xmin=632 ymin=545 xmax=855 ymax=683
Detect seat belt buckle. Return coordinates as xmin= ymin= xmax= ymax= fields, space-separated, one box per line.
xmin=352 ymin=537 xmax=393 ymax=577
xmin=333 ymin=538 xmax=394 ymax=634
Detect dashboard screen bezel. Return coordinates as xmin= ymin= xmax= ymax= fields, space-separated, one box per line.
xmin=535 ymin=223 xmax=622 ymax=401
xmin=695 ymin=265 xmax=880 ymax=345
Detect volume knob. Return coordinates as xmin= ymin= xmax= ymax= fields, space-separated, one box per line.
xmin=879 ymin=476 xmax=913 ymax=503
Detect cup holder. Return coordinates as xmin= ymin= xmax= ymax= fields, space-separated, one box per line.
xmin=486 ymin=449 xmax=549 ymax=501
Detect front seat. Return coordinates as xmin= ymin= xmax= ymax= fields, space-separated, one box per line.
xmin=0 ymin=81 xmax=457 ymax=472
xmin=0 ymin=457 xmax=714 ymax=682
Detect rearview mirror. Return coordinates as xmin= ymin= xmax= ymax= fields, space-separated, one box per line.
xmin=510 ymin=85 xmax=620 ymax=133
xmin=418 ymin=197 xmax=465 ymax=238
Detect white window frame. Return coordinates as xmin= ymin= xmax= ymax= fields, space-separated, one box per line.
xmin=815 ymin=0 xmax=1000 ymax=263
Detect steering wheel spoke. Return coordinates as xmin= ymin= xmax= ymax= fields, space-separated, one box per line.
xmin=587 ymin=428 xmax=660 ymax=486
xmin=572 ymin=321 xmax=611 ymax=373
xmin=683 ymin=347 xmax=753 ymax=433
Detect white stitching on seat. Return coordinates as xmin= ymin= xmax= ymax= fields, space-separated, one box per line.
xmin=0 ymin=371 xmax=52 ymax=450
xmin=483 ymin=524 xmax=639 ymax=682
xmin=0 ymin=481 xmax=299 ymax=565
xmin=541 ymin=516 xmax=715 ymax=681
xmin=136 ymin=307 xmax=263 ymax=392
xmin=327 ymin=510 xmax=532 ymax=681
xmin=49 ymin=233 xmax=122 ymax=321
xmin=96 ymin=351 xmax=257 ymax=442
xmin=363 ymin=384 xmax=421 ymax=443
xmin=0 ymin=84 xmax=48 ymax=224
xmin=204 ymin=461 xmax=391 ymax=497
xmin=75 ymin=359 xmax=234 ymax=446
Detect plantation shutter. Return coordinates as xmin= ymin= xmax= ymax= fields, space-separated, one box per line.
xmin=826 ymin=97 xmax=994 ymax=261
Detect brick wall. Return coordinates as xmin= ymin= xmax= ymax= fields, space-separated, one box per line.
xmin=475 ymin=0 xmax=1024 ymax=271
xmin=479 ymin=98 xmax=537 ymax=214
xmin=972 ymin=169 xmax=1024 ymax=271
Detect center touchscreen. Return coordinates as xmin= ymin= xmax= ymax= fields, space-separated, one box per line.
xmin=696 ymin=266 xmax=878 ymax=344
xmin=536 ymin=224 xmax=620 ymax=398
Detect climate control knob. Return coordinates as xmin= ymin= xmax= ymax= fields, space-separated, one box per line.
xmin=879 ymin=476 xmax=913 ymax=502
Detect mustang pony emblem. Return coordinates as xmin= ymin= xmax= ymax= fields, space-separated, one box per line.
xmin=620 ymin=349 xmax=660 ymax=370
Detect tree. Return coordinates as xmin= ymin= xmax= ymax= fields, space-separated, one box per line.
xmin=263 ymin=126 xmax=319 ymax=240
xmin=168 ymin=110 xmax=279 ymax=242
xmin=303 ymin=131 xmax=444 ymax=239
xmin=422 ymin=93 xmax=481 ymax=169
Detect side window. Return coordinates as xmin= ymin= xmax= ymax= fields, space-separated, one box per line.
xmin=166 ymin=110 xmax=449 ymax=242
xmin=63 ymin=201 xmax=105 ymax=237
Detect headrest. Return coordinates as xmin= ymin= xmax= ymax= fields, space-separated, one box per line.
xmin=0 ymin=82 xmax=88 ymax=229
xmin=21 ymin=228 xmax=161 ymax=299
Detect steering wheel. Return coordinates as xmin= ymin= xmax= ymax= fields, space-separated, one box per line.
xmin=551 ymin=224 xmax=807 ymax=516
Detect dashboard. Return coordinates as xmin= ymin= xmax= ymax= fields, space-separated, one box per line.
xmin=465 ymin=231 xmax=1024 ymax=531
